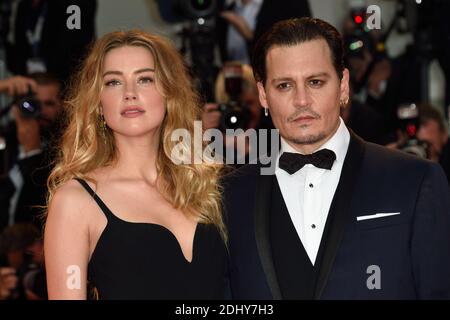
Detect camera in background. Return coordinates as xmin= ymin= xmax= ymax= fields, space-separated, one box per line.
xmin=14 ymin=90 xmax=41 ymax=119
xmin=218 ymin=63 xmax=251 ymax=130
xmin=397 ymin=103 xmax=428 ymax=158
xmin=0 ymin=89 xmax=41 ymax=120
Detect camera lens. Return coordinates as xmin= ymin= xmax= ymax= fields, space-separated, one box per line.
xmin=191 ymin=0 xmax=212 ymax=11
xmin=16 ymin=95 xmax=41 ymax=118
xmin=184 ymin=0 xmax=216 ymax=19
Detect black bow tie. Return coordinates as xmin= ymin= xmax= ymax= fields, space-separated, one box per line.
xmin=279 ymin=149 xmax=336 ymax=174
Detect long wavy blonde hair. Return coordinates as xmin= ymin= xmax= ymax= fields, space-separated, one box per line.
xmin=46 ymin=30 xmax=226 ymax=241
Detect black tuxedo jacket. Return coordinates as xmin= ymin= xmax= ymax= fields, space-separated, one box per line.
xmin=5 ymin=0 xmax=96 ymax=83
xmin=0 ymin=152 xmax=50 ymax=231
xmin=223 ymin=132 xmax=450 ymax=299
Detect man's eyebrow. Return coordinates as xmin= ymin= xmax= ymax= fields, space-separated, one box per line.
xmin=305 ymin=72 xmax=331 ymax=79
xmin=102 ymin=68 xmax=155 ymax=77
xmin=271 ymin=77 xmax=294 ymax=84
xmin=270 ymin=72 xmax=331 ymax=84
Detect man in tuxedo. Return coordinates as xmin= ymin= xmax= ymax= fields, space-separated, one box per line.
xmin=223 ymin=18 xmax=450 ymax=299
xmin=0 ymin=73 xmax=63 ymax=230
xmin=5 ymin=0 xmax=97 ymax=84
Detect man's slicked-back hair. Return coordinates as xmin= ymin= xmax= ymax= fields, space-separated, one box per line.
xmin=251 ymin=17 xmax=345 ymax=84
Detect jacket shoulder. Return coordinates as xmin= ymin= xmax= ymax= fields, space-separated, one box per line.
xmin=364 ymin=142 xmax=433 ymax=174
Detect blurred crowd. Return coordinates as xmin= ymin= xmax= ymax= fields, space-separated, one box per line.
xmin=0 ymin=0 xmax=449 ymax=299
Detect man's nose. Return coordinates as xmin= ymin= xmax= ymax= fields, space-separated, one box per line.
xmin=293 ymin=85 xmax=311 ymax=107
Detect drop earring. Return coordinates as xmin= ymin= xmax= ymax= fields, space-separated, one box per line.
xmin=99 ymin=114 xmax=107 ymax=144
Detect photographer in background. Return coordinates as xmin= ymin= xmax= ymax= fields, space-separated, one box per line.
xmin=417 ymin=104 xmax=450 ymax=183
xmin=0 ymin=73 xmax=63 ymax=230
xmin=0 ymin=267 xmax=18 ymax=300
xmin=0 ymin=76 xmax=37 ymax=96
xmin=342 ymin=17 xmax=400 ymax=145
xmin=203 ymin=62 xmax=262 ymax=130
xmin=0 ymin=223 xmax=44 ymax=300
xmin=202 ymin=62 xmax=273 ymax=165
xmin=385 ymin=103 xmax=450 ymax=183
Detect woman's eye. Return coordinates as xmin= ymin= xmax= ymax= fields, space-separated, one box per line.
xmin=105 ymin=79 xmax=120 ymax=86
xmin=138 ymin=77 xmax=154 ymax=84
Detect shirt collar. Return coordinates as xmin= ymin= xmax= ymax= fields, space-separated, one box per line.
xmin=279 ymin=117 xmax=350 ymax=164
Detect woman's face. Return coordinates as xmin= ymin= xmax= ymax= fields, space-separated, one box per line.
xmin=100 ymin=45 xmax=166 ymax=139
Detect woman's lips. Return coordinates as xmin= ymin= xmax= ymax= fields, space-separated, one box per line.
xmin=121 ymin=107 xmax=145 ymax=118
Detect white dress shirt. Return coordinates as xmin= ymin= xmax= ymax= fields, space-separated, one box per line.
xmin=275 ymin=118 xmax=350 ymax=265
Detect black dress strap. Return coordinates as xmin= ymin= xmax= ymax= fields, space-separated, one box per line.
xmin=75 ymin=178 xmax=114 ymax=221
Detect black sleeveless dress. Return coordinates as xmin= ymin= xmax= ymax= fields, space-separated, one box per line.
xmin=76 ymin=179 xmax=228 ymax=300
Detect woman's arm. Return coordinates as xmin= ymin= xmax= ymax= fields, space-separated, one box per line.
xmin=44 ymin=180 xmax=91 ymax=300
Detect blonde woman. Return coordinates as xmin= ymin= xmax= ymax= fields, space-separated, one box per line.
xmin=44 ymin=30 xmax=227 ymax=299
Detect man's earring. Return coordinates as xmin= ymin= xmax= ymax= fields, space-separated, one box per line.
xmin=340 ymin=97 xmax=349 ymax=108
xmin=264 ymin=107 xmax=269 ymax=117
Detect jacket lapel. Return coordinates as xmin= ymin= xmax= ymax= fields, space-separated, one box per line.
xmin=314 ymin=132 xmax=366 ymax=299
xmin=253 ymin=169 xmax=282 ymax=300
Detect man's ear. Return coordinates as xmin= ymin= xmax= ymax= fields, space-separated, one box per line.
xmin=257 ymin=81 xmax=268 ymax=110
xmin=340 ymin=68 xmax=350 ymax=103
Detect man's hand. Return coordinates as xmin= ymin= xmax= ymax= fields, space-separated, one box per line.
xmin=12 ymin=106 xmax=41 ymax=153
xmin=0 ymin=76 xmax=37 ymax=96
xmin=0 ymin=268 xmax=18 ymax=300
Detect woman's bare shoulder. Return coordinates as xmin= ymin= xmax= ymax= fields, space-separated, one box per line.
xmin=47 ymin=179 xmax=96 ymax=224
xmin=52 ymin=179 xmax=91 ymax=201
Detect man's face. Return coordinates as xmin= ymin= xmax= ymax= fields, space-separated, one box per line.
xmin=417 ymin=119 xmax=448 ymax=156
xmin=257 ymin=39 xmax=349 ymax=153
xmin=35 ymin=83 xmax=62 ymax=128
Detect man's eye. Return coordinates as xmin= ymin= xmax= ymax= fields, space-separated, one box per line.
xmin=276 ymin=82 xmax=292 ymax=90
xmin=138 ymin=77 xmax=154 ymax=84
xmin=105 ymin=79 xmax=120 ymax=86
xmin=309 ymin=79 xmax=323 ymax=87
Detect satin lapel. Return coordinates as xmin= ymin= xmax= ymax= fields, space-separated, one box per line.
xmin=253 ymin=171 xmax=282 ymax=300
xmin=314 ymin=132 xmax=366 ymax=299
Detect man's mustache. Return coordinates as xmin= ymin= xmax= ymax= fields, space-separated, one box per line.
xmin=287 ymin=108 xmax=321 ymax=122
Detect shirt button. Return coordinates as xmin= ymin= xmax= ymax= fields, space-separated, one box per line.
xmin=311 ymin=224 xmax=316 ymax=229
xmin=309 ymin=183 xmax=314 ymax=188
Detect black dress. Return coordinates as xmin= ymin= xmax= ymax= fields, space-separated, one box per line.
xmin=75 ymin=179 xmax=228 ymax=300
